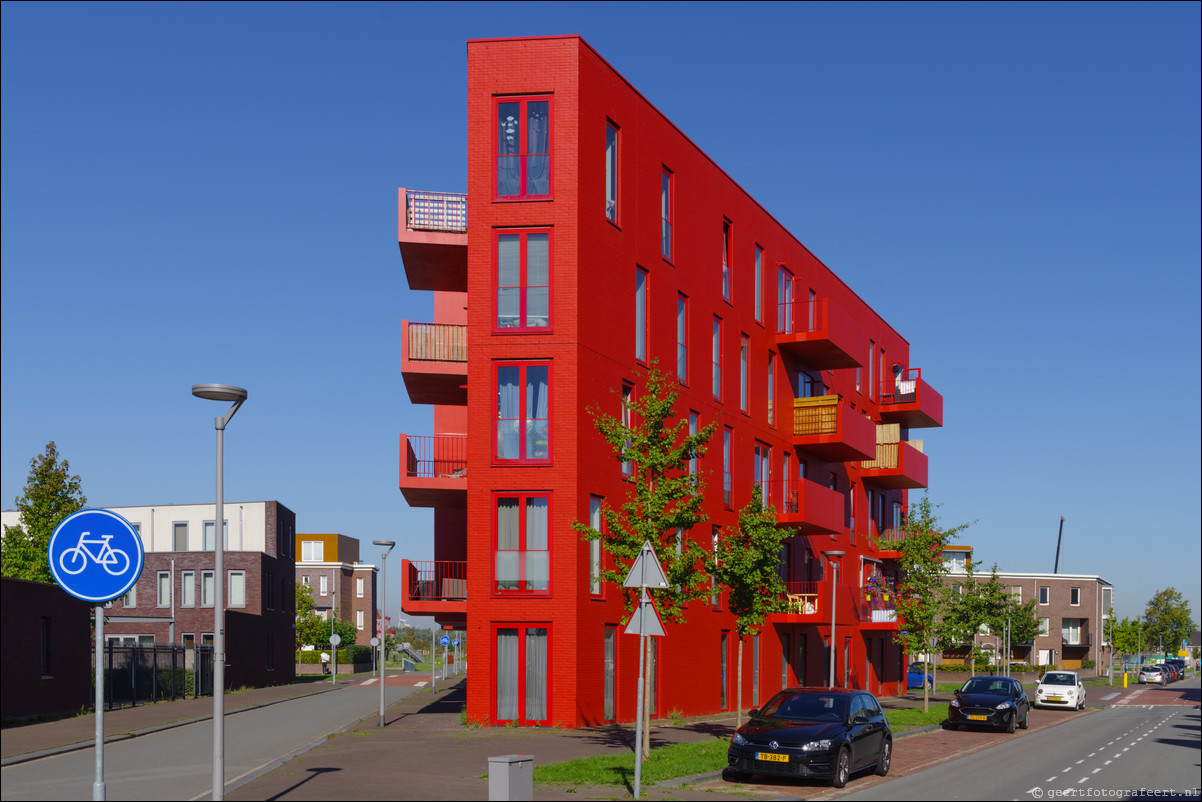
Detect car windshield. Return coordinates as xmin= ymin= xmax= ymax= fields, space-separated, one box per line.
xmin=961 ymin=678 xmax=1011 ymax=695
xmin=1042 ymin=673 xmax=1076 ymax=686
xmin=759 ymin=692 xmax=848 ymax=722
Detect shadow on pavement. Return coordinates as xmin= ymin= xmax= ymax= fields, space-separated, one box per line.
xmin=265 ymin=767 xmax=341 ymax=801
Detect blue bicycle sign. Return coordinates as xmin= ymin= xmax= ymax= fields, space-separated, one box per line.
xmin=48 ymin=509 xmax=144 ymax=603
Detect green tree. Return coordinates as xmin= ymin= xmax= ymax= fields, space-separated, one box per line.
xmin=574 ymin=364 xmax=715 ymax=753
xmin=293 ymin=582 xmax=356 ymax=650
xmin=1110 ymin=616 xmax=1144 ymax=658
xmin=888 ymin=495 xmax=973 ymax=712
xmin=2 ymin=442 xmax=87 ymax=583
xmin=709 ymin=485 xmax=789 ymax=728
xmin=1142 ymin=587 xmax=1195 ymax=657
xmin=940 ymin=559 xmax=996 ymax=674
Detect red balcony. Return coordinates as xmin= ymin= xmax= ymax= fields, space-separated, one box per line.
xmin=398 ymin=434 xmax=467 ymax=508
xmin=769 ymin=581 xmax=860 ymax=626
xmin=401 ymin=321 xmax=467 ymax=406
xmin=775 ymin=296 xmax=864 ymax=370
xmin=859 ymin=439 xmax=928 ymax=490
xmin=401 ymin=559 xmax=466 ymax=623
xmin=859 ymin=579 xmax=901 ymax=629
xmin=769 ymin=477 xmax=845 ymax=535
xmin=879 ymin=368 xmax=943 ymax=428
xmin=397 ymin=188 xmax=467 ymax=292
xmin=792 ymin=396 xmax=876 ymax=461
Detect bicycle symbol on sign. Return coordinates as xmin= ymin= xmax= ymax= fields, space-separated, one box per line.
xmin=57 ymin=531 xmax=131 ymax=576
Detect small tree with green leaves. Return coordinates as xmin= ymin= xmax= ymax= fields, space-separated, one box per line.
xmin=1142 ymin=587 xmax=1195 ymax=658
xmin=2 ymin=442 xmax=87 ymax=583
xmin=709 ymin=484 xmax=789 ymax=728
xmin=889 ymin=495 xmax=973 ymax=712
xmin=574 ymin=364 xmax=715 ymax=753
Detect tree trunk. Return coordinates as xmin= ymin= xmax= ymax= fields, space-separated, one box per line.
xmin=736 ymin=635 xmax=744 ymax=730
xmin=642 ymin=636 xmax=652 ymax=758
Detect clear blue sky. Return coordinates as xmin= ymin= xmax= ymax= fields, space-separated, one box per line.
xmin=3 ymin=2 xmax=1199 ymax=629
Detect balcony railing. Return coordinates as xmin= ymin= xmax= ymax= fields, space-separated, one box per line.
xmin=860 ymin=440 xmax=921 ymax=471
xmin=781 ymin=581 xmax=821 ymax=615
xmin=860 ymin=581 xmax=900 ymax=623
xmin=405 ymin=190 xmax=467 ymax=233
xmin=403 ymin=434 xmax=468 ymax=479
xmin=407 ymin=322 xmax=467 ymax=363
xmin=406 ymin=560 xmax=467 ymax=601
xmin=776 ymin=297 xmax=826 ymax=337
xmin=793 ymin=395 xmax=840 ymax=436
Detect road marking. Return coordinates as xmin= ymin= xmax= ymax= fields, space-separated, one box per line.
xmin=415 ymin=681 xmax=428 ymax=687
xmin=360 ymin=678 xmax=379 ymax=686
xmin=1104 ymin=760 xmax=1112 ymax=765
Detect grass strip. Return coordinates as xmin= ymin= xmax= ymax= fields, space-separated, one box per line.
xmin=534 ymin=739 xmax=728 ymax=787
xmin=884 ymin=706 xmax=948 ymax=730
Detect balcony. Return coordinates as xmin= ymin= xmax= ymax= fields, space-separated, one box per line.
xmin=792 ymin=395 xmax=877 ymax=461
xmin=397 ymin=188 xmax=467 ymax=292
xmin=766 ymin=477 xmax=845 ymax=535
xmin=859 ymin=582 xmax=900 ymax=629
xmin=775 ymin=296 xmax=864 ymax=370
xmin=401 ymin=321 xmax=467 ymax=406
xmin=401 ymin=559 xmax=466 ymax=622
xmin=859 ymin=425 xmax=928 ymax=489
xmin=398 ymin=434 xmax=467 ymax=508
xmin=878 ymin=367 xmax=943 ymax=428
xmin=769 ymin=581 xmax=861 ymax=626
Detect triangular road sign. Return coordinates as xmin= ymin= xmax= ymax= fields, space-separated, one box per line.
xmin=623 ymin=588 xmax=666 ymax=637
xmin=622 ymin=540 xmax=670 ymax=589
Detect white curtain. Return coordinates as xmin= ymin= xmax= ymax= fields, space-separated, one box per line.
xmin=495 ymin=498 xmax=519 ymax=590
xmin=525 ymin=366 xmax=549 ymax=459
xmin=497 ymin=367 xmax=520 ymax=459
xmin=525 ymin=101 xmax=549 ymax=195
xmin=525 ymin=628 xmax=548 ymax=721
xmin=497 ymin=235 xmax=520 ymax=327
xmin=525 ymin=497 xmax=549 ymax=591
xmin=496 ymin=628 xmax=519 ymax=720
xmin=526 ymin=233 xmax=549 ymax=327
xmin=496 ymin=102 xmax=521 ymax=196
xmin=635 ymin=269 xmax=647 ymax=361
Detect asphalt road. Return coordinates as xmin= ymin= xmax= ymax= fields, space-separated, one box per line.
xmin=0 ymin=679 xmax=418 ymax=801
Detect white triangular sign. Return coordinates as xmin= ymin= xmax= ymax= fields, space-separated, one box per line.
xmin=622 ymin=540 xmax=670 ymax=589
xmin=623 ymin=588 xmax=666 ymax=637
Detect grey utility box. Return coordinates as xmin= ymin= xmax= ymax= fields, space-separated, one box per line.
xmin=488 ymin=754 xmax=534 ymax=801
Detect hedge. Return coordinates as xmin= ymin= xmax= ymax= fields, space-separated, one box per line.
xmin=295 ymin=645 xmax=373 ymax=664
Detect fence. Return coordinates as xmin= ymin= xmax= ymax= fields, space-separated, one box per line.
xmin=96 ymin=643 xmax=214 ymax=709
xmin=405 ymin=190 xmax=467 ymax=233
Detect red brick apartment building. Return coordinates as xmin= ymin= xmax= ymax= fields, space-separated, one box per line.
xmin=295 ymin=533 xmax=378 ymax=641
xmin=397 ymin=36 xmax=944 ymax=727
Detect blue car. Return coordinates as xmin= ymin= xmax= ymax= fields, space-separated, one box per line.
xmin=906 ymin=663 xmax=933 ymax=690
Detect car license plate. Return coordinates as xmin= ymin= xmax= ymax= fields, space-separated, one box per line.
xmin=1048 ymin=696 xmax=1062 ymax=702
xmin=756 ymin=752 xmax=789 ymax=763
xmin=967 ymin=714 xmax=988 ymax=721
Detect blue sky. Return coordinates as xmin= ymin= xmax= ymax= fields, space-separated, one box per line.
xmin=3 ymin=1 xmax=1199 ymax=628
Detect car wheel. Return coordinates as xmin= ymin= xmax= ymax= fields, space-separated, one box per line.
xmin=1019 ymin=709 xmax=1030 ymax=730
xmin=927 ymin=678 xmax=934 ymax=691
xmin=1006 ymin=711 xmax=1016 ymax=734
xmin=874 ymin=738 xmax=892 ymax=776
xmin=831 ymin=747 xmax=851 ymax=788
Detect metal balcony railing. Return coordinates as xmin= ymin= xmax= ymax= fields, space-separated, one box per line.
xmin=406 ymin=560 xmax=467 ymax=601
xmin=880 ymin=367 xmax=921 ymax=406
xmin=405 ymin=190 xmax=467 ymax=233
xmin=407 ymin=322 xmax=467 ymax=363
xmin=403 ymin=434 xmax=468 ymax=479
xmin=776 ymin=297 xmax=827 ymax=337
xmin=781 ymin=581 xmax=821 ymax=615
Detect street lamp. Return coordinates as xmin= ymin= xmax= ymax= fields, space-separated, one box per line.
xmin=192 ymin=383 xmax=247 ymax=802
xmin=823 ymin=550 xmax=845 ymax=687
xmin=372 ymin=540 xmax=395 ymax=728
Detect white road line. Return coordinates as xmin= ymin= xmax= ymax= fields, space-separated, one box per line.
xmin=415 ymin=681 xmax=428 ymax=687
xmin=1092 ymin=768 xmax=1101 ymax=774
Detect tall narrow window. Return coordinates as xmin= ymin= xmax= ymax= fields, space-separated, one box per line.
xmin=754 ymin=442 xmax=771 ymax=508
xmin=495 ymin=230 xmax=551 ymax=331
xmin=605 ymin=121 xmax=618 ymax=221
xmin=494 ymin=494 xmax=551 ymax=595
xmin=157 ymin=572 xmax=171 ymax=607
xmin=721 ymin=219 xmax=732 ymax=301
xmin=204 ymin=520 xmax=228 ymax=551
xmin=356 ymin=577 xmax=364 ymax=598
xmin=495 ymin=624 xmax=550 ymax=725
xmin=604 ymin=626 xmax=616 ymax=721
xmin=712 ymin=527 xmax=721 ymax=605
xmin=752 ymin=634 xmax=761 ymax=706
xmin=781 ymin=634 xmax=791 ymax=689
xmin=754 ymin=246 xmax=763 ymax=323
xmin=621 ymin=382 xmax=634 ymax=478
xmin=782 ymin=451 xmax=793 ymax=513
xmin=181 ymin=571 xmax=195 ymax=607
xmin=868 ymin=340 xmax=876 ymax=401
xmin=228 ymin=571 xmax=246 ymax=607
xmin=676 ymin=294 xmax=688 ymax=384
xmin=712 ymin=317 xmax=723 ymax=400
xmin=723 ymin=427 xmax=733 ymax=508
xmin=495 ymin=362 xmax=551 ymax=462
xmin=202 ymin=571 xmax=215 ymax=607
xmin=173 ymin=523 xmax=188 ymax=551
xmin=777 ymin=267 xmax=793 ymax=334
xmin=739 ymin=334 xmax=749 ymax=413
xmin=495 ymin=96 xmax=551 ymax=199
xmin=661 ymin=168 xmax=673 ymax=261
xmin=767 ymin=351 xmax=776 ymax=426
xmin=589 ymin=497 xmax=603 ymax=595
xmin=688 ymin=411 xmax=699 ymax=479
xmin=720 ymin=632 xmax=730 ymax=708
xmin=635 ymin=267 xmax=648 ymax=363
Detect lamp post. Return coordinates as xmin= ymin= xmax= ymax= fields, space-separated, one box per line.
xmin=191 ymin=384 xmax=247 ymax=802
xmin=823 ymin=550 xmax=845 ymax=687
xmin=372 ymin=540 xmax=395 ymax=728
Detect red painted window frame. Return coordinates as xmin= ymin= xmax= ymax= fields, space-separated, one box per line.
xmin=712 ymin=316 xmax=723 ymax=402
xmin=589 ymin=496 xmax=605 ymax=598
xmin=491 ymin=622 xmax=553 ymax=726
xmin=635 ymin=266 xmax=649 ymax=364
xmin=676 ymin=293 xmax=689 ymax=386
xmin=492 ymin=492 xmax=552 ymax=597
xmin=767 ymin=349 xmax=777 ymax=428
xmin=494 ymin=95 xmax=553 ymax=201
xmin=621 ymin=381 xmax=635 ymax=478
xmin=739 ymin=333 xmax=750 ymax=414
xmin=721 ymin=219 xmax=733 ymax=303
xmin=605 ymin=120 xmax=619 ymax=224
xmin=722 ymin=426 xmax=733 ymax=509
xmin=493 ymin=228 xmax=553 ymax=333
xmin=493 ymin=361 xmax=552 ymax=465
xmin=754 ymin=245 xmax=764 ymax=324
xmin=661 ymin=167 xmax=673 ymax=263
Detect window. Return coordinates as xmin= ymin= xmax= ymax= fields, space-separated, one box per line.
xmin=204 ymin=520 xmax=228 ymax=551
xmin=1063 ymin=618 xmax=1082 ymax=645
xmin=494 ymin=494 xmax=551 ymax=594
xmin=495 ymin=96 xmax=551 ymax=199
xmin=1070 ymin=587 xmax=1081 ymax=606
xmin=173 ymin=523 xmax=188 ymax=551
xmin=720 ymin=631 xmax=729 ymax=709
xmin=202 ymin=571 xmax=215 ymax=607
xmin=356 ymin=577 xmax=364 ymax=598
xmin=356 ymin=610 xmax=364 ymax=630
xmin=754 ymin=442 xmax=771 ymax=508
xmin=604 ymin=626 xmax=616 ymax=721
xmin=754 ymin=246 xmax=763 ymax=323
xmin=181 ymin=571 xmax=195 ymax=607
xmin=123 ymin=583 xmax=137 ymax=609
xmin=589 ymin=497 xmax=603 ymax=595
xmin=712 ymin=527 xmax=721 ymax=605
xmin=157 ymin=571 xmax=171 ymax=607
xmin=868 ymin=340 xmax=876 ymax=401
xmin=777 ymin=267 xmax=793 ymax=333
xmin=495 ymin=230 xmax=551 ymax=331
xmin=712 ymin=317 xmax=723 ymax=400
xmin=605 ymin=121 xmax=618 ymax=221
xmin=1039 ymin=617 xmax=1050 ymax=636
xmin=676 ymin=294 xmax=688 ymax=384
xmin=688 ymin=411 xmax=699 ymax=479
xmin=722 ymin=427 xmax=733 ymax=508
xmin=1039 ymin=586 xmax=1050 ymax=605
xmin=494 ymin=624 xmax=550 ymax=725
xmin=621 ymin=382 xmax=634 ymax=478
xmin=661 ymin=168 xmax=672 ymax=261
xmin=495 ymin=362 xmax=551 ymax=462
xmin=228 ymin=571 xmax=246 ymax=607
xmin=739 ymin=334 xmax=749 ymax=413
xmin=767 ymin=351 xmax=776 ymax=427
xmin=781 ymin=634 xmax=790 ymax=688
xmin=721 ymin=219 xmax=732 ymax=301
xmin=635 ymin=267 xmax=648 ymax=362
xmin=752 ymin=634 xmax=760 ymax=707
xmin=319 ymin=575 xmax=328 ymax=597
xmin=302 ymin=541 xmax=324 ymax=562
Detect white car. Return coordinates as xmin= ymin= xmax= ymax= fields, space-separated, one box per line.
xmin=1034 ymin=670 xmax=1086 ymax=710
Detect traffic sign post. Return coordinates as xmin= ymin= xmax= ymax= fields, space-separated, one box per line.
xmin=329 ymin=633 xmax=342 ymax=685
xmin=48 ymin=509 xmax=144 ymax=802
xmin=440 ymin=634 xmax=451 ymax=680
xmin=621 ymin=541 xmax=669 ymax=801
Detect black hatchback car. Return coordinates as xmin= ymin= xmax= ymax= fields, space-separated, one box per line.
xmin=946 ymin=675 xmax=1030 ymax=733
xmin=726 ymin=688 xmax=891 ymax=788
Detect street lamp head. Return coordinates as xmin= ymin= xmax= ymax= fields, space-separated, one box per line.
xmin=824 ymin=550 xmax=846 ymax=560
xmin=192 ymin=384 xmax=248 ymax=403
xmin=372 ymin=540 xmax=396 ymax=548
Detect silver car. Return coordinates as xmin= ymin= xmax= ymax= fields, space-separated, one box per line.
xmin=1138 ymin=665 xmax=1166 ymax=685
xmin=1034 ymin=670 xmax=1086 ymax=709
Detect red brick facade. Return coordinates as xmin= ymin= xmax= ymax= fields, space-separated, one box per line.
xmin=0 ymin=577 xmax=92 ymax=719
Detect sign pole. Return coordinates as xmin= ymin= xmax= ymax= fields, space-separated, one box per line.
xmin=633 ymin=617 xmax=646 ymax=801
xmin=93 ymin=605 xmax=105 ymax=801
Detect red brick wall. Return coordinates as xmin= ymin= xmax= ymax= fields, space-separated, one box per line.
xmin=1 ymin=577 xmax=93 ymax=719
